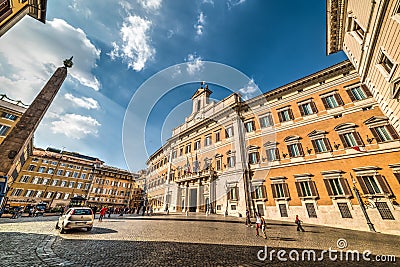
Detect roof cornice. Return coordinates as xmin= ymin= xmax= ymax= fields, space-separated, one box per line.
xmin=326 ymin=0 xmax=347 ymax=55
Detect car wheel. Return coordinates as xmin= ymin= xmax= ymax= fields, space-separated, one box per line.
xmin=59 ymin=224 xmax=66 ymax=234
xmin=55 ymin=222 xmax=59 ymax=229
xmin=87 ymin=227 xmax=92 ymax=232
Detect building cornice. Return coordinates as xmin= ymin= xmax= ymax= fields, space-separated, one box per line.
xmin=326 ymin=0 xmax=347 ymax=55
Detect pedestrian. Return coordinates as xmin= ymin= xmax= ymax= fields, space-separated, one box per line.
xmin=245 ymin=209 xmax=252 ymax=227
xmin=295 ymin=215 xmax=305 ymax=232
xmin=99 ymin=206 xmax=107 ymax=222
xmin=119 ymin=208 xmax=124 ymax=217
xmin=92 ymin=206 xmax=98 ymax=219
xmin=255 ymin=212 xmax=262 ymax=236
xmin=165 ymin=204 xmax=169 ymax=215
xmin=261 ymin=215 xmax=267 ymax=239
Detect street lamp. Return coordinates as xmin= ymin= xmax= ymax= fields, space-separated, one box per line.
xmin=350 ymin=174 xmax=376 ymax=232
xmin=225 ymin=180 xmax=229 ymax=216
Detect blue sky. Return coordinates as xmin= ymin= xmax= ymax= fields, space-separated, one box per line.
xmin=0 ymin=0 xmax=346 ymax=171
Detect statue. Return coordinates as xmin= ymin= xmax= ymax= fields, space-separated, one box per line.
xmin=63 ymin=56 xmax=73 ymax=68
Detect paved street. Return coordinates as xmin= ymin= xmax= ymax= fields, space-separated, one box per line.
xmin=0 ymin=213 xmax=399 ymax=266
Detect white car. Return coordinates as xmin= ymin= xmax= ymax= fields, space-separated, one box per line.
xmin=56 ymin=207 xmax=94 ymax=233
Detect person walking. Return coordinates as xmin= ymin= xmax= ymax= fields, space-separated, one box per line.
xmin=261 ymin=215 xmax=267 ymax=239
xmin=99 ymin=206 xmax=107 ymax=222
xmin=245 ymin=209 xmax=252 ymax=227
xmin=165 ymin=204 xmax=169 ymax=215
xmin=295 ymin=215 xmax=305 ymax=232
xmin=255 ymin=212 xmax=262 ymax=236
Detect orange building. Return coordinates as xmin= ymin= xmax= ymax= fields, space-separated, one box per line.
xmin=146 ymin=61 xmax=400 ymax=234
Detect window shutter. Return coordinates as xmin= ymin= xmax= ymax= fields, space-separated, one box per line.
xmin=323 ymin=179 xmax=333 ymax=196
xmin=346 ymin=89 xmax=356 ymax=102
xmin=288 ymin=109 xmax=294 ymax=120
xmin=268 ymin=114 xmax=274 ymax=126
xmin=339 ymin=178 xmax=352 ymax=197
xmin=271 ymin=184 xmax=277 ymax=198
xmin=361 ymin=84 xmax=373 ymax=97
xmin=235 ymin=187 xmax=239 ymax=200
xmin=321 ymin=97 xmax=329 ymax=109
xmin=256 ymin=152 xmax=260 ymax=163
xmin=295 ymin=182 xmax=303 ymax=197
xmin=323 ymin=138 xmax=333 ymax=152
xmin=274 ymin=148 xmax=280 ymax=160
xmin=278 ymin=111 xmax=283 ymax=123
xmin=283 ymin=183 xmax=290 ymax=198
xmin=227 ymin=189 xmax=231 ymax=200
xmin=252 ymin=121 xmax=256 ymax=131
xmin=311 ymin=140 xmax=318 ymax=153
xmin=262 ymin=185 xmax=267 ymax=199
xmin=369 ymin=127 xmax=382 ymax=143
xmin=334 ymin=93 xmax=344 ymax=106
xmin=287 ymin=145 xmax=293 ymax=157
xmin=251 ymin=188 xmax=256 ymax=199
xmin=339 ymin=134 xmax=349 ymax=148
xmin=393 ymin=173 xmax=400 ymax=184
xmin=356 ymin=176 xmax=370 ymax=194
xmin=309 ymin=181 xmax=318 ymax=197
xmin=386 ymin=125 xmax=400 ymax=140
xmin=310 ymin=101 xmax=318 ymax=113
xmin=298 ymin=105 xmax=305 ymax=116
xmin=375 ymin=175 xmax=392 ymax=195
xmin=298 ymin=143 xmax=304 ymax=156
xmin=354 ymin=132 xmax=364 ymax=146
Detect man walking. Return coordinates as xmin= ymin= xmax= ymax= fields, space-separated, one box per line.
xmin=99 ymin=206 xmax=107 ymax=222
xmin=295 ymin=215 xmax=305 ymax=232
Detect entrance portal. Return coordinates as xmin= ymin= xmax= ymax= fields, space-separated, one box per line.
xmin=189 ymin=188 xmax=197 ymax=212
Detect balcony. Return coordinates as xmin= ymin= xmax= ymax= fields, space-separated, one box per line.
xmin=176 ymin=169 xmax=216 ymax=183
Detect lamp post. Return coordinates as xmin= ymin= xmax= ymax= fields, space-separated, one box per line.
xmin=225 ymin=180 xmax=229 ymax=216
xmin=351 ymin=174 xmax=376 ymax=232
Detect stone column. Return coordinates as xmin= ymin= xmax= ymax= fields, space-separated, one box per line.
xmin=196 ymin=179 xmax=202 ymax=212
xmin=184 ymin=182 xmax=189 ymax=212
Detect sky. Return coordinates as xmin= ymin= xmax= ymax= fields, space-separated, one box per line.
xmin=0 ymin=0 xmax=346 ymax=172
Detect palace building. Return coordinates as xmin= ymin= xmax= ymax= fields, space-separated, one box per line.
xmin=327 ymin=0 xmax=400 ymax=133
xmin=146 ymin=60 xmax=400 ymax=234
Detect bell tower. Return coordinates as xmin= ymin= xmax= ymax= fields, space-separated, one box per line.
xmin=191 ymin=81 xmax=212 ymax=115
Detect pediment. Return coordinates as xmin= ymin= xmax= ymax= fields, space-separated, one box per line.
xmin=308 ymin=130 xmax=328 ymax=137
xmin=364 ymin=116 xmax=388 ymax=125
xmin=334 ymin=123 xmax=357 ymax=131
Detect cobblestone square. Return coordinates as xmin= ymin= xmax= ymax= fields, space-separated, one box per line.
xmin=0 ymin=213 xmax=399 ymax=266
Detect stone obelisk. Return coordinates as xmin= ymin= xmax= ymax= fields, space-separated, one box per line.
xmin=0 ymin=57 xmax=73 ymax=180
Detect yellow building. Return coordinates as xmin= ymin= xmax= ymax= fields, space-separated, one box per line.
xmin=87 ymin=165 xmax=142 ymax=211
xmin=0 ymin=0 xmax=47 ymax=37
xmin=6 ymin=147 xmax=103 ymax=209
xmin=327 ymin=0 xmax=400 ymax=132
xmin=146 ymin=61 xmax=400 ymax=234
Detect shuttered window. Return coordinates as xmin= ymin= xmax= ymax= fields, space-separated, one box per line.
xmin=311 ymin=138 xmax=332 ymax=153
xmin=271 ymin=183 xmax=290 ymax=199
xmin=299 ymin=101 xmax=318 ymax=116
xmin=287 ymin=143 xmax=304 ymax=158
xmin=295 ymin=181 xmax=318 ymax=198
xmin=321 ymin=93 xmax=344 ymax=109
xmin=356 ymin=175 xmax=392 ymax=196
xmin=278 ymin=109 xmax=294 ymax=122
xmin=266 ymin=148 xmax=280 ymax=161
xmin=259 ymin=114 xmax=274 ymax=128
xmin=369 ymin=125 xmax=399 ymax=143
xmin=339 ymin=132 xmax=364 ymax=148
xmin=324 ymin=178 xmax=352 ymax=197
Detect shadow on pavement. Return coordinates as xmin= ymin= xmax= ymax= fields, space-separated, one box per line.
xmin=60 ymin=227 xmax=118 ymax=235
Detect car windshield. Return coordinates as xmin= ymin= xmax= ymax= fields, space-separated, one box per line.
xmin=73 ymin=209 xmax=92 ymax=215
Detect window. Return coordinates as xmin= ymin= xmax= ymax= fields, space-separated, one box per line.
xmin=271 ymin=183 xmax=289 ymax=199
xmin=52 ymin=180 xmax=59 ymax=186
xmin=64 ymin=193 xmax=70 ymax=200
xmin=279 ymin=204 xmax=288 ymax=217
xmin=32 ymin=158 xmax=39 ymax=162
xmin=32 ymin=177 xmax=40 ymax=184
xmin=194 ymin=140 xmax=201 ymax=150
xmin=298 ymin=100 xmax=317 ymax=116
xmin=356 ymin=174 xmax=392 ymax=196
xmin=228 ymin=186 xmax=239 ymax=201
xmin=69 ymin=181 xmax=75 ymax=188
xmin=42 ymin=178 xmax=49 ymax=185
xmin=335 ymin=123 xmax=364 ymax=148
xmin=365 ymin=116 xmax=400 ymax=143
xmin=287 ymin=143 xmax=303 ymax=158
xmin=259 ymin=113 xmax=274 ymax=128
xmin=60 ymin=181 xmax=67 ymax=187
xmin=311 ymin=138 xmax=332 ymax=153
xmin=266 ymin=148 xmax=280 ymax=161
xmin=0 ymin=124 xmax=10 ymax=136
xmin=73 ymin=172 xmax=79 ymax=178
xmin=277 ymin=108 xmax=294 ymax=122
xmin=1 ymin=112 xmax=18 ymax=121
xmin=12 ymin=189 xmax=23 ymax=196
xmin=323 ymin=178 xmax=352 ymax=197
xmin=375 ymin=202 xmax=395 ymax=220
xmin=346 ymin=84 xmax=372 ymax=101
xmin=27 ymin=165 xmax=36 ymax=171
xmin=81 ymin=173 xmax=87 ymax=179
xmin=57 ymin=170 xmax=63 ymax=176
xmin=36 ymin=191 xmax=43 ymax=198
xmin=215 ymin=156 xmax=222 ymax=170
xmin=305 ymin=203 xmax=317 ymax=218
xmin=204 ymin=135 xmax=212 ymax=146
xmin=337 ymin=203 xmax=353 ymax=218
xmin=172 ymin=150 xmax=177 ymax=159
xmin=225 ymin=126 xmax=234 ymax=138
xmin=45 ymin=192 xmax=53 ymax=199
xmin=352 ymin=20 xmax=365 ymax=40
xmin=244 ymin=121 xmax=255 ymax=132
xmin=47 ymin=168 xmax=54 ymax=174
xmin=215 ymin=130 xmax=221 ymax=142
xmin=65 ymin=171 xmax=71 ymax=177
xmin=227 ymin=156 xmax=235 ymax=168
xmin=37 ymin=167 xmax=46 ymax=173
xmin=185 ymin=144 xmax=191 ymax=154
xmin=248 ymin=152 xmax=259 ymax=164
xmin=20 ymin=175 xmax=30 ymax=183
xmin=25 ymin=190 xmax=33 ymax=197
xmin=321 ymin=93 xmax=344 ymax=109
xmin=378 ymin=50 xmax=395 ymax=74
xmin=295 ymin=180 xmax=318 ymax=198
xmin=252 ymin=184 xmax=266 ymax=199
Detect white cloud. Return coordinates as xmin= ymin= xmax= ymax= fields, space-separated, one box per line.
xmin=195 ymin=12 xmax=206 ymax=36
xmin=186 ymin=54 xmax=204 ymax=75
xmin=64 ymin=93 xmax=100 ymax=110
xmin=0 ymin=17 xmax=101 ymax=103
xmin=238 ymin=79 xmax=259 ymax=100
xmin=227 ymin=0 xmax=246 ymax=9
xmin=202 ymin=0 xmax=214 ymax=5
xmin=137 ymin=0 xmax=162 ymax=11
xmin=109 ymin=15 xmax=155 ymax=71
xmin=51 ymin=113 xmax=101 ymax=139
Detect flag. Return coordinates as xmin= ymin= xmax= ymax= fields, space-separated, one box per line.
xmin=185 ymin=156 xmax=191 ymax=174
xmin=351 ymin=146 xmax=366 ymax=152
xmin=193 ymin=153 xmax=200 ymax=173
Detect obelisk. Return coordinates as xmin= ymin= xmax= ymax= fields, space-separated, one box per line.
xmin=0 ymin=57 xmax=72 ymax=183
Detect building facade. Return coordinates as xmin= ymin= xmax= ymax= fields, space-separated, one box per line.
xmin=327 ymin=0 xmax=400 ymax=133
xmin=146 ymin=61 xmax=400 ymax=234
xmin=0 ymin=0 xmax=47 ymax=37
xmin=87 ymin=165 xmax=141 ymax=210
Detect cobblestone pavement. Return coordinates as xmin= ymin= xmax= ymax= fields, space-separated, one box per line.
xmin=0 ymin=213 xmax=399 ymax=266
